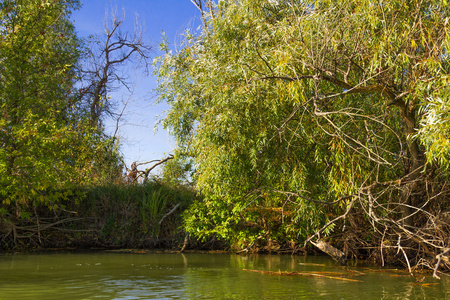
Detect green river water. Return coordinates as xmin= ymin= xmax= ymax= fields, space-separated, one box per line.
xmin=0 ymin=251 xmax=448 ymax=299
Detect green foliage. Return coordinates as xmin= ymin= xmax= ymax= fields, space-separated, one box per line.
xmin=161 ymin=152 xmax=194 ymax=187
xmin=156 ymin=0 xmax=450 ymax=249
xmin=0 ymin=180 xmax=197 ymax=250
xmin=79 ymin=181 xmax=196 ymax=243
xmin=417 ymin=91 xmax=450 ymax=168
xmin=0 ymin=1 xmax=118 ymax=209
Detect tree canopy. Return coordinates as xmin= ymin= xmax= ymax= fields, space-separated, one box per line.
xmin=156 ymin=0 xmax=449 ymax=268
xmin=0 ymin=0 xmax=115 ymax=210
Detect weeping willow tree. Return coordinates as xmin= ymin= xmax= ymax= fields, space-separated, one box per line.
xmin=155 ymin=0 xmax=449 ymax=272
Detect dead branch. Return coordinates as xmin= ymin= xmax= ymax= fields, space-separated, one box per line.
xmin=242 ymin=269 xmax=363 ymax=282
xmin=78 ymin=10 xmax=152 ymax=128
xmin=158 ymin=203 xmax=180 ymax=225
xmin=397 ymin=235 xmax=413 ymax=275
xmin=310 ymin=240 xmax=347 ymax=265
xmin=125 ymin=155 xmax=174 ymax=184
xmin=141 ymin=155 xmax=174 ymax=183
xmin=433 ymin=248 xmax=450 ymax=279
xmin=180 ymin=232 xmax=189 ymax=252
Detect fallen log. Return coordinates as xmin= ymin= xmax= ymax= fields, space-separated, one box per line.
xmin=242 ymin=269 xmax=363 ymax=282
xmin=311 ymin=240 xmax=347 ymax=266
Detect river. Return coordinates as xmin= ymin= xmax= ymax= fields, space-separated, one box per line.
xmin=0 ymin=251 xmax=448 ymax=299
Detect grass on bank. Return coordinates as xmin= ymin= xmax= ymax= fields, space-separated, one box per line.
xmin=0 ymin=180 xmax=198 ymax=250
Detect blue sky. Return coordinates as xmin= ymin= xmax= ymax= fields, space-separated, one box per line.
xmin=72 ymin=1 xmax=202 ymax=169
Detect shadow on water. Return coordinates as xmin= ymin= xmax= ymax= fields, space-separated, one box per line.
xmin=0 ymin=251 xmax=448 ymax=299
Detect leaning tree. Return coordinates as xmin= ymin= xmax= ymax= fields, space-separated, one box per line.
xmin=156 ymin=0 xmax=449 ymax=275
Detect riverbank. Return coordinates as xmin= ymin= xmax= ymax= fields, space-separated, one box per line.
xmin=0 ymin=181 xmax=303 ymax=253
xmin=1 ymin=181 xmax=449 ymax=278
xmin=0 ymin=182 xmax=202 ymax=251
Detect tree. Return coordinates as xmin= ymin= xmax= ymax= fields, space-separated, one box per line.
xmin=156 ymin=0 xmax=449 ymax=271
xmin=0 ymin=0 xmax=103 ymax=210
xmin=77 ymin=10 xmax=152 ymax=128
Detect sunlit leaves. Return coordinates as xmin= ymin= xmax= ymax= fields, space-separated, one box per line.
xmin=0 ymin=0 xmax=107 ymax=207
xmin=156 ymin=0 xmax=450 ymax=247
xmin=417 ymin=93 xmax=450 ymax=168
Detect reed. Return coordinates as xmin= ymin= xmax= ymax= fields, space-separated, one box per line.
xmin=72 ymin=181 xmax=197 ymax=247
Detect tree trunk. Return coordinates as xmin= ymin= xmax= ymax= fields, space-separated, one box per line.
xmin=399 ymin=101 xmax=423 ymax=226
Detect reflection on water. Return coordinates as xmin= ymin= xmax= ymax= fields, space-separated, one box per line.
xmin=0 ymin=251 xmax=448 ymax=299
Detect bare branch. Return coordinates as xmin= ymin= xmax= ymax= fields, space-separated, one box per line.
xmin=142 ymin=155 xmax=174 ymax=181
xmin=433 ymin=248 xmax=450 ymax=279
xmin=159 ymin=203 xmax=181 ymax=225
xmin=78 ymin=10 xmax=152 ymax=128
